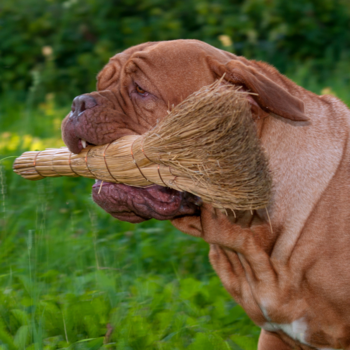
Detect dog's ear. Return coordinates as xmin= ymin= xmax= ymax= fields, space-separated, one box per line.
xmin=208 ymin=58 xmax=309 ymax=122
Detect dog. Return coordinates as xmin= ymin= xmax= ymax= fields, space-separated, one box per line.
xmin=61 ymin=39 xmax=350 ymax=349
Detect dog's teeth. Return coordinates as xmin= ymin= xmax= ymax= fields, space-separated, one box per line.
xmin=81 ymin=139 xmax=87 ymax=148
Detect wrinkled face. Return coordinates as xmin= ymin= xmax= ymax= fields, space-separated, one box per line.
xmin=61 ymin=40 xmax=221 ymax=223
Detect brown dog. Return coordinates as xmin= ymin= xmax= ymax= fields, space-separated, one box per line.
xmin=62 ymin=40 xmax=350 ymax=350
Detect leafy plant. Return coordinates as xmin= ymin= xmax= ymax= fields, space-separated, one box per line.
xmin=1 ymin=0 xmax=349 ymax=101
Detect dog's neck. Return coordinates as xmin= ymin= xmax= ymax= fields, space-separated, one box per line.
xmin=256 ymin=92 xmax=350 ymax=263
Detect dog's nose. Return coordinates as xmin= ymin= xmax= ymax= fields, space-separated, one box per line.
xmin=70 ymin=95 xmax=97 ymax=118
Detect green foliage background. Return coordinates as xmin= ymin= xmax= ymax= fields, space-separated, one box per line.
xmin=1 ymin=0 xmax=350 ymax=99
xmin=0 ymin=0 xmax=350 ymax=349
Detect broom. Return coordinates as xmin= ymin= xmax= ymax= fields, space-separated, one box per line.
xmin=13 ymin=81 xmax=272 ymax=211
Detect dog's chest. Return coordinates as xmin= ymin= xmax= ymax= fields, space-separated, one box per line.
xmin=262 ymin=318 xmax=308 ymax=344
xmin=261 ymin=316 xmax=339 ymax=350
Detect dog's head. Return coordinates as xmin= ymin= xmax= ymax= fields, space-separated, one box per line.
xmin=61 ymin=39 xmax=308 ymax=223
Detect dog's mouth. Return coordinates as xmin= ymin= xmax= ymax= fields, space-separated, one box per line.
xmin=82 ymin=141 xmax=201 ymax=223
xmin=63 ymin=135 xmax=201 ymax=223
xmin=73 ymin=138 xmax=201 ymax=223
xmin=62 ymin=94 xmax=202 ymax=223
xmin=92 ymin=180 xmax=201 ymax=223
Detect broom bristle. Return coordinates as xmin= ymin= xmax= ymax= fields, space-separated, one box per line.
xmin=13 ymin=80 xmax=272 ymax=210
xmin=138 ymin=81 xmax=272 ymax=210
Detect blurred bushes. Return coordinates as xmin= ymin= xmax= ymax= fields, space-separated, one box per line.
xmin=1 ymin=0 xmax=350 ymax=101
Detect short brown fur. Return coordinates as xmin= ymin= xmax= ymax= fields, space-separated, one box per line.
xmin=61 ymin=40 xmax=350 ymax=349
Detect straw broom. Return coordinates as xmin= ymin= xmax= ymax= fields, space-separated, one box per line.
xmin=13 ymin=81 xmax=272 ymax=211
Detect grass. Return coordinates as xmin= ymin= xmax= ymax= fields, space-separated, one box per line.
xmin=1 ymin=157 xmax=260 ymax=350
xmin=0 ymin=61 xmax=349 ymax=349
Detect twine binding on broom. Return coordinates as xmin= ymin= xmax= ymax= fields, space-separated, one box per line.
xmin=13 ymin=80 xmax=273 ymax=211
xmin=85 ymin=148 xmax=94 ymax=177
xmin=130 ymin=137 xmax=151 ymax=183
xmin=103 ymin=143 xmax=117 ymax=182
xmin=33 ymin=151 xmax=44 ymax=179
xmin=157 ymin=164 xmax=167 ymax=187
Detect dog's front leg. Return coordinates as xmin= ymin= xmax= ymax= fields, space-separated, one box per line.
xmin=172 ymin=204 xmax=308 ymax=348
xmin=172 ymin=204 xmax=282 ymax=323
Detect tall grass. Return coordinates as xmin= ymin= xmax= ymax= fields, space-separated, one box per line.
xmin=1 ymin=154 xmax=260 ymax=350
xmin=0 ymin=60 xmax=349 ymax=349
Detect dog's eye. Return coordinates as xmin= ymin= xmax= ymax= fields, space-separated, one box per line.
xmin=136 ymin=85 xmax=146 ymax=95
